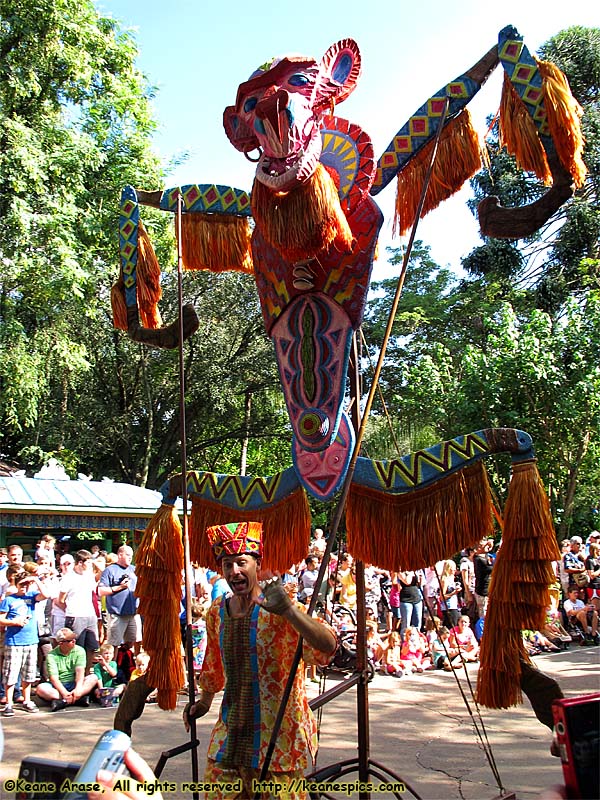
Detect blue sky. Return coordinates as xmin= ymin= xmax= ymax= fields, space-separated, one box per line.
xmin=95 ymin=0 xmax=597 ymax=277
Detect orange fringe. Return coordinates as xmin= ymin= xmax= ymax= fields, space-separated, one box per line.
xmin=112 ymin=222 xmax=163 ymax=332
xmin=499 ymin=73 xmax=552 ymax=184
xmin=139 ymin=305 xmax=162 ymax=329
xmin=189 ymin=488 xmax=311 ymax=574
xmin=475 ymin=608 xmax=527 ymax=709
xmin=111 ymin=279 xmax=128 ymax=331
xmin=179 ymin=213 xmax=253 ymax=274
xmin=476 ymin=460 xmax=560 ymax=709
xmin=137 ymin=221 xmax=162 ymax=316
xmin=250 ymin=163 xmax=354 ymax=262
xmin=394 ymin=109 xmax=483 ymax=237
xmin=135 ymin=503 xmax=185 ymax=710
xmin=538 ymin=59 xmax=587 ymax=188
xmin=346 ymin=462 xmax=494 ymax=572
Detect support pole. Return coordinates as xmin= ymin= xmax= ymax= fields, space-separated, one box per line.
xmin=175 ymin=194 xmax=200 ymax=795
xmin=349 ymin=333 xmax=370 ymax=798
xmin=255 ymin=95 xmax=451 ymax=796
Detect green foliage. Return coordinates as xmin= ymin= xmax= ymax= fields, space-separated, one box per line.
xmin=0 ymin=0 xmax=162 ymax=457
xmin=0 ymin=1 xmax=291 ymax=490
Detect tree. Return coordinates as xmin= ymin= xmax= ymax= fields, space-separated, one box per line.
xmin=0 ymin=0 xmax=164 ymax=457
xmin=0 ymin=1 xmax=296 ymax=488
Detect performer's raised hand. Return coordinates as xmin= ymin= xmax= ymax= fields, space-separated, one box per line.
xmin=257 ymin=575 xmax=293 ymax=616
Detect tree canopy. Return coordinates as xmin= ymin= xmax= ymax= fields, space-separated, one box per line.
xmin=0 ymin=0 xmax=288 ymax=487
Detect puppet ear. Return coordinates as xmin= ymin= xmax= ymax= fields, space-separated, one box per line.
xmin=312 ymin=39 xmax=361 ymax=112
xmin=223 ymin=106 xmax=259 ymax=153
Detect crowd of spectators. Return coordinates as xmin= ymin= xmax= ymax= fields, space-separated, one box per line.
xmin=282 ymin=527 xmax=600 ymax=681
xmin=0 ymin=537 xmax=148 ymax=717
xmin=0 ymin=525 xmax=597 ymax=716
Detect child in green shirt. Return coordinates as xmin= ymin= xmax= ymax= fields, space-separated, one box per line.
xmin=92 ymin=643 xmax=125 ymax=704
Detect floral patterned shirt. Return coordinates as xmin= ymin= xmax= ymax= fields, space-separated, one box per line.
xmin=199 ymin=595 xmax=333 ymax=771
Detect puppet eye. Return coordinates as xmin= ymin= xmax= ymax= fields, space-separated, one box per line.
xmin=288 ymin=73 xmax=309 ymax=87
xmin=243 ymin=97 xmax=258 ymax=113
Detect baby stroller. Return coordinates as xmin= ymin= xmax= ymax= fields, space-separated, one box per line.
xmin=317 ymin=604 xmax=375 ymax=681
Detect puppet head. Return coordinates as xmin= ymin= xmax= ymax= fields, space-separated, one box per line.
xmin=223 ymin=39 xmax=361 ymax=193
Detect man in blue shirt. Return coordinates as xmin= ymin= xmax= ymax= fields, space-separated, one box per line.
xmin=0 ymin=570 xmax=49 ymax=715
xmin=98 ymin=545 xmax=141 ymax=654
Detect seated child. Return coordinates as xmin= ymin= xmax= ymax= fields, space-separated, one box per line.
xmin=381 ymin=631 xmax=403 ymax=677
xmin=522 ymin=629 xmax=560 ymax=655
xmin=449 ymin=616 xmax=480 ymax=662
xmin=130 ymin=651 xmax=157 ymax=703
xmin=430 ymin=626 xmax=460 ymax=671
xmin=543 ymin=609 xmax=571 ymax=649
xmin=366 ymin=621 xmax=386 ymax=666
xmin=93 ymin=644 xmax=125 ymax=704
xmin=424 ymin=615 xmax=442 ymax=648
xmin=400 ymin=626 xmax=429 ymax=673
xmin=130 ymin=651 xmax=149 ymax=682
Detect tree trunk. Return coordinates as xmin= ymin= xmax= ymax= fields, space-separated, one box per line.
xmin=240 ymin=389 xmax=252 ymax=477
xmin=558 ymin=431 xmax=590 ymax=538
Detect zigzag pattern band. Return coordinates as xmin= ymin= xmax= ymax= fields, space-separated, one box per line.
xmin=498 ymin=25 xmax=550 ymax=138
xmin=353 ymin=428 xmax=533 ymax=493
xmin=185 ymin=467 xmax=301 ymax=510
xmin=119 ymin=186 xmax=139 ymax=307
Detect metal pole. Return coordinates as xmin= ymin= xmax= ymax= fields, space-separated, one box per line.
xmin=175 ymin=194 xmax=200 ymax=793
xmin=255 ymin=94 xmax=452 ymax=791
xmin=349 ymin=333 xmax=370 ymax=798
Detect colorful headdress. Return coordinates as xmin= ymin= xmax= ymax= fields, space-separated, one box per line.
xmin=207 ymin=521 xmax=263 ymax=561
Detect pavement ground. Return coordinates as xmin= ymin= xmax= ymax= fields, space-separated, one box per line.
xmin=0 ymin=645 xmax=598 ymax=800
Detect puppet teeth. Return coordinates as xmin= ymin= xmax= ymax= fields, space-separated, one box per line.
xmin=256 ymin=128 xmax=322 ymax=191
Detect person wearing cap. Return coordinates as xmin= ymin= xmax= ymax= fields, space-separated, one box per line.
xmin=35 ymin=627 xmax=98 ymax=711
xmin=183 ymin=521 xmax=336 ymax=798
xmin=0 ymin=570 xmax=50 ymax=715
xmin=562 ymin=537 xmax=587 ymax=590
xmin=585 ymin=530 xmax=600 ymax=557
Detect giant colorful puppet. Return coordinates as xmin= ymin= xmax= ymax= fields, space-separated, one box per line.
xmin=111 ymin=26 xmax=585 ymax=710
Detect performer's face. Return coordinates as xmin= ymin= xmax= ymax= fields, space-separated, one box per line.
xmin=221 ymin=554 xmax=260 ymax=597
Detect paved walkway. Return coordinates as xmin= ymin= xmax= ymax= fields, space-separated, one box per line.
xmin=0 ymin=646 xmax=598 ymax=799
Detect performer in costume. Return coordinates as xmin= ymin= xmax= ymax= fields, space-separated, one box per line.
xmin=183 ymin=521 xmax=336 ymax=799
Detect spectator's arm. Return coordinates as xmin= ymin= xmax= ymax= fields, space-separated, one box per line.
xmin=103 ymin=659 xmax=117 ymax=679
xmin=73 ymin=664 xmax=86 ymax=695
xmin=31 ymin=576 xmax=51 ymax=600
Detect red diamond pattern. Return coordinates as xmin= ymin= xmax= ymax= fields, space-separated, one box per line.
xmin=410 ymin=117 xmax=429 ymax=137
xmin=204 ymin=187 xmax=218 ymax=205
